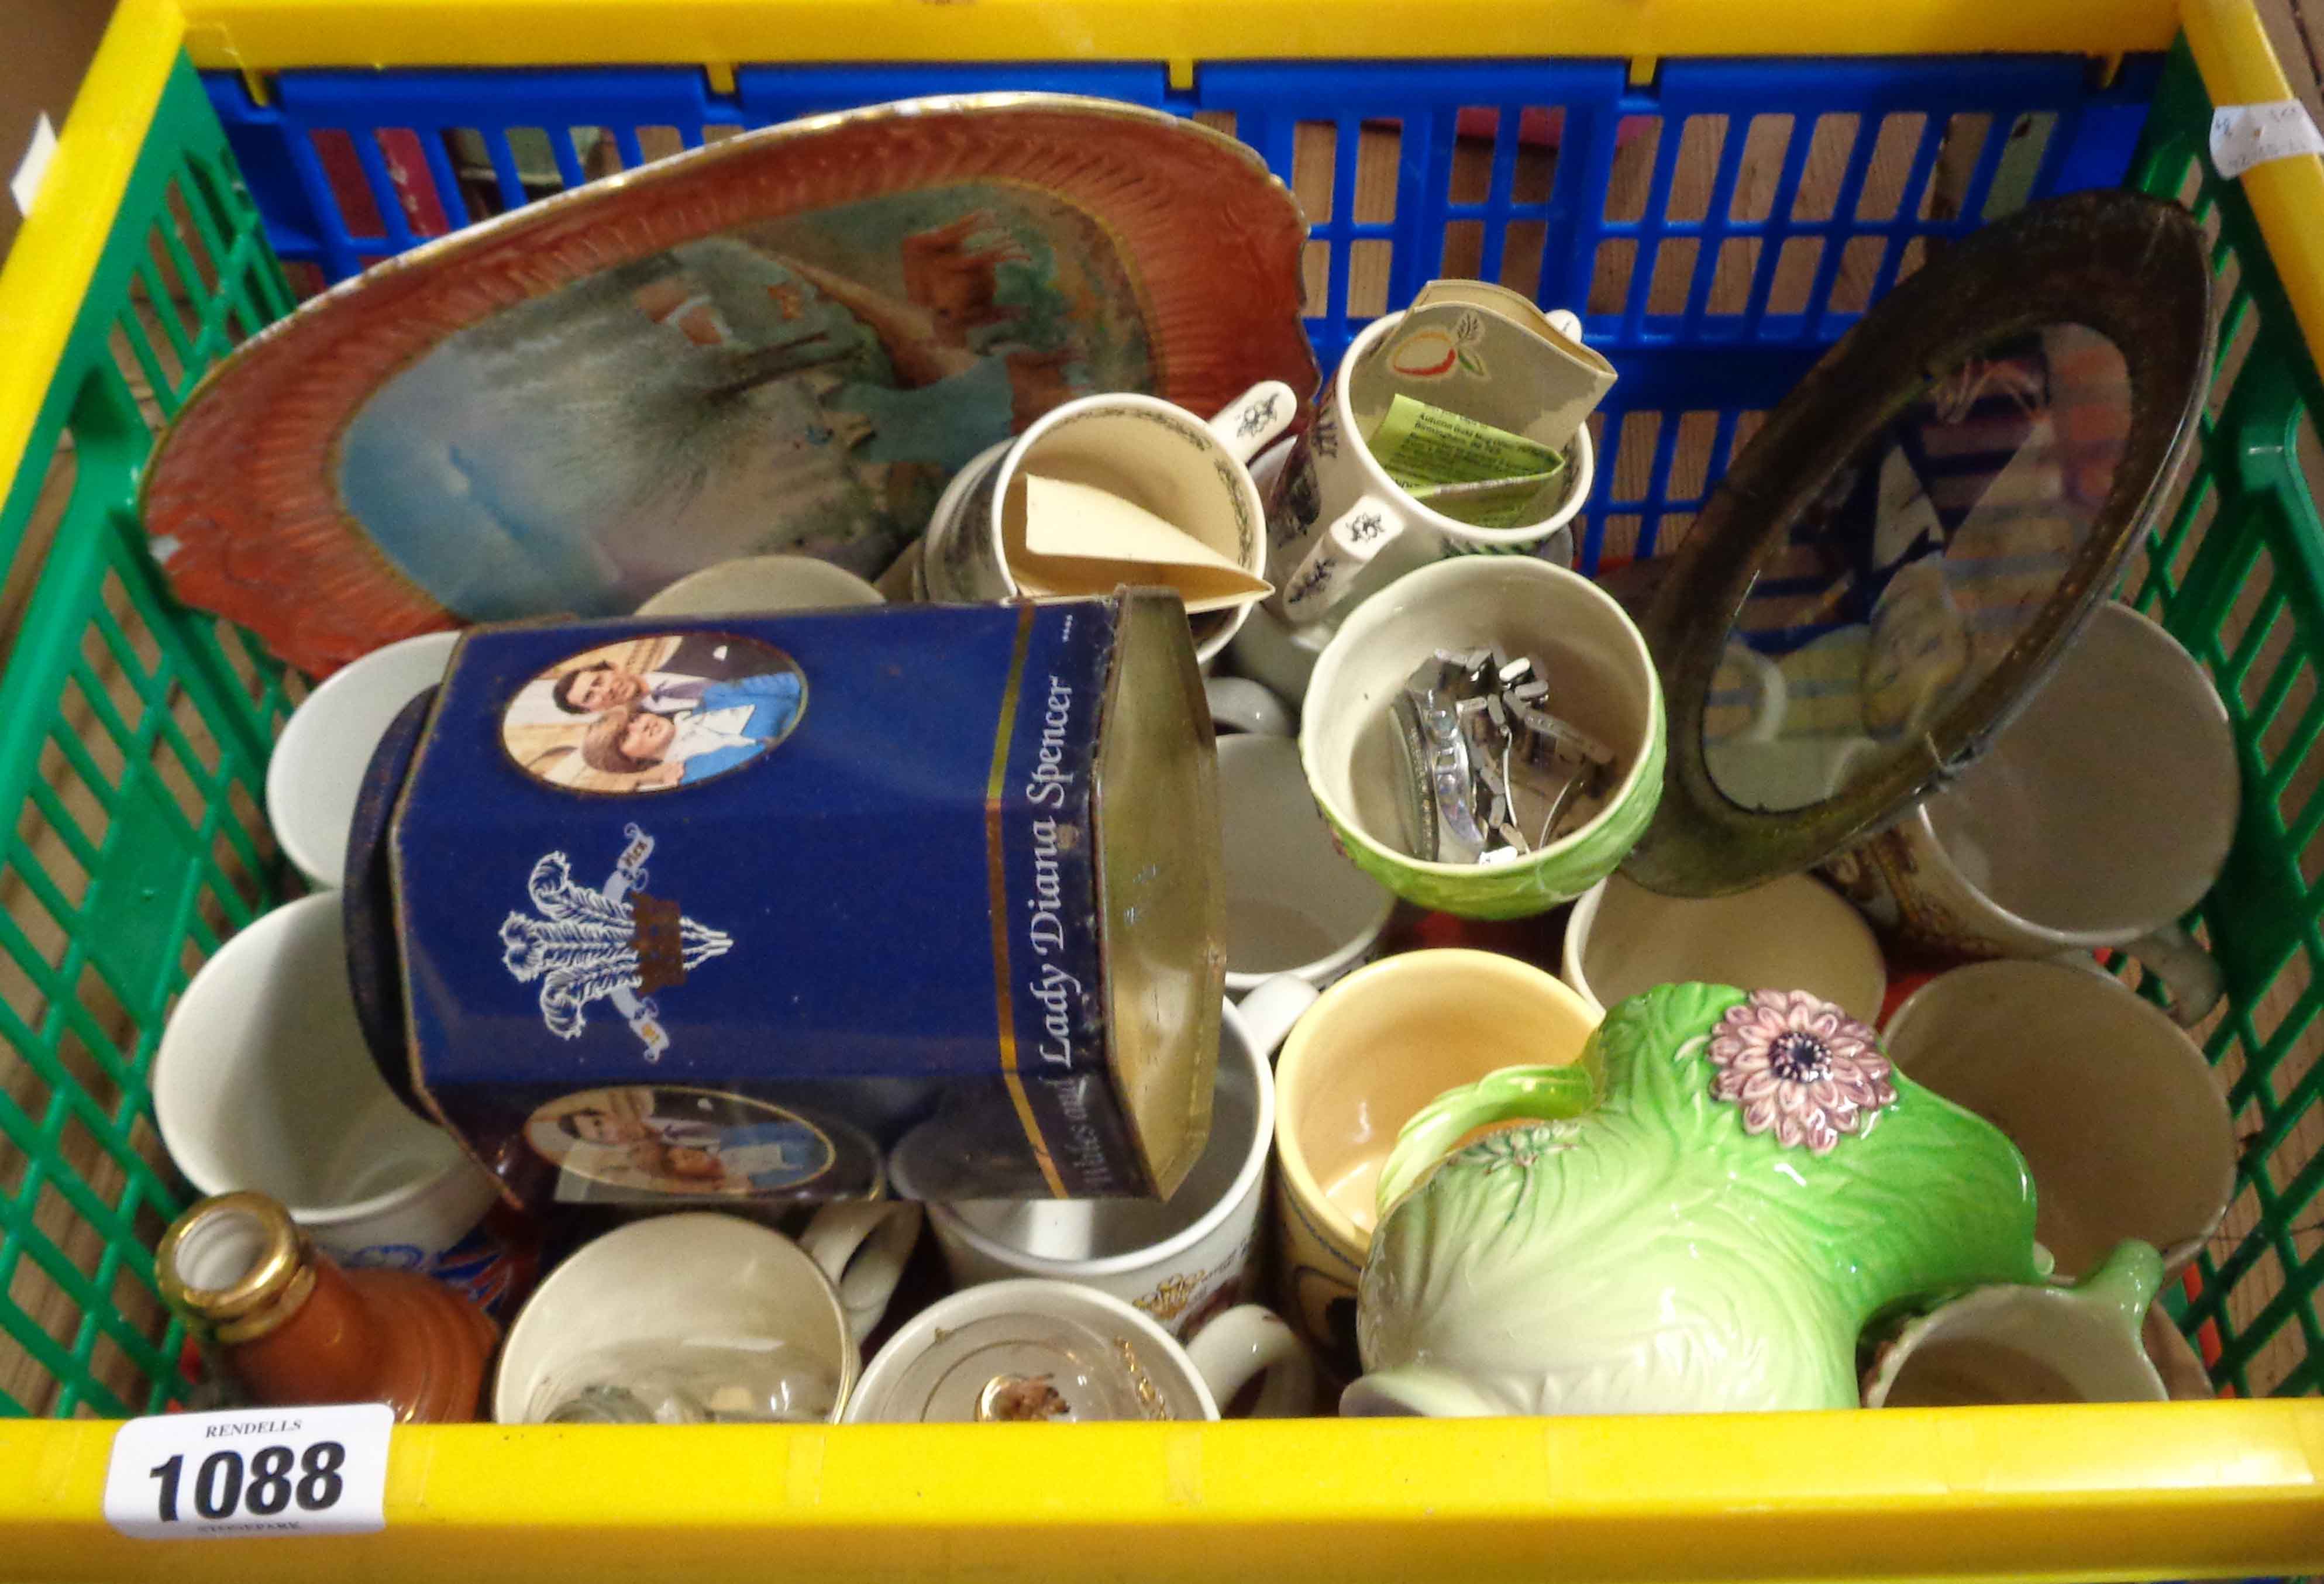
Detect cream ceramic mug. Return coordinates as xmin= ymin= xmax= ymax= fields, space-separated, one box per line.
xmin=1861 ymin=1240 xmax=2168 ymax=1407
xmin=637 ymin=553 xmax=884 ymax=617
xmin=1264 ymin=949 xmax=1600 ymax=1367
xmin=919 ymin=381 xmax=1296 ymax=665
xmin=267 ymin=629 xmax=462 ymax=890
xmin=845 ymin=1279 xmax=1314 ymax=1421
xmin=1822 ymin=601 xmax=2237 ymax=1024
xmin=493 ymin=1212 xmax=888 ymax=1424
xmin=1881 ymin=959 xmax=2235 ymax=1279
xmin=1263 ymin=309 xmax=1594 ymax=622
xmin=1561 ymin=872 xmax=1886 ymax=1025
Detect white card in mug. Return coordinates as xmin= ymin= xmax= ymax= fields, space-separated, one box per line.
xmin=1008 ymin=473 xmax=1272 ymax=612
xmin=1383 ymin=294 xmax=1616 ymax=453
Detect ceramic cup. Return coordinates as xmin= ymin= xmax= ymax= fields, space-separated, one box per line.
xmin=1263 ymin=309 xmax=1594 ymax=623
xmin=929 ymin=998 xmax=1287 ymax=1335
xmin=1301 ymin=555 xmax=1666 ymax=918
xmin=493 ymin=1213 xmax=883 ymax=1424
xmin=845 ymin=1278 xmax=1313 ymax=1422
xmin=919 ymin=381 xmax=1297 ymax=666
xmin=1218 ymin=738 xmax=1396 ymax=993
xmin=267 ymin=629 xmax=462 ymax=890
xmin=1822 ymin=601 xmax=2238 ymax=1024
xmin=1882 ymin=959 xmax=2236 ymax=1278
xmin=1561 ymin=872 xmax=1886 ymax=1025
xmin=637 ymin=553 xmax=884 ymax=617
xmin=1266 ymin=949 xmax=1600 ymax=1365
xmin=152 ymin=892 xmax=523 ymax=1310
xmin=1861 ymin=1240 xmax=2168 ymax=1407
xmin=1225 ymin=601 xmax=1336 ymax=710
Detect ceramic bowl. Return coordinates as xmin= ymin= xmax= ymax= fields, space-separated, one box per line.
xmin=1299 ymin=556 xmax=1665 ymax=918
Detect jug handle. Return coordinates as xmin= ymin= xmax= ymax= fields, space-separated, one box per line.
xmin=2072 ymin=1239 xmax=2164 ymax=1333
xmin=2124 ymin=924 xmax=2225 ymax=1028
xmin=1374 ymin=1060 xmax=1599 ymax=1220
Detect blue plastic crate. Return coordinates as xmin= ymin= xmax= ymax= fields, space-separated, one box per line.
xmin=204 ymin=53 xmax=2161 ymax=574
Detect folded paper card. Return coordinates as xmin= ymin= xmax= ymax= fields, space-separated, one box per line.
xmin=1006 ymin=473 xmax=1273 ymax=614
xmin=1387 ymin=279 xmax=1617 ymax=453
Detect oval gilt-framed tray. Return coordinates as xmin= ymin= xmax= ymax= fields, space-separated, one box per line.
xmin=143 ymin=95 xmax=1317 ymax=676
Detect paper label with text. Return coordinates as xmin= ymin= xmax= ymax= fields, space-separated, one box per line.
xmin=2211 ymin=101 xmax=2324 ymax=178
xmin=104 ymin=1403 xmax=392 ymax=1540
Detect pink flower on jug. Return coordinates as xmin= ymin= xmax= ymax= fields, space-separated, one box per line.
xmin=1706 ymin=989 xmax=1896 ymax=1154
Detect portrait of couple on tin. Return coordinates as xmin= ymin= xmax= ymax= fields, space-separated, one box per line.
xmin=500 ymin=631 xmax=804 ymax=794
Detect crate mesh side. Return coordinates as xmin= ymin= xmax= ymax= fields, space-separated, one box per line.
xmin=208 ymin=54 xmax=2160 ymax=579
xmin=0 ymin=60 xmax=301 ymax=1419
xmin=2122 ymin=44 xmax=2324 ymax=1403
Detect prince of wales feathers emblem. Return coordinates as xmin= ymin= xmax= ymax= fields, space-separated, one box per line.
xmin=498 ymin=824 xmax=731 ymax=1060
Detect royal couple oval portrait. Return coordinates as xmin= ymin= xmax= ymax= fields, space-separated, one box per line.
xmin=500 ymin=631 xmax=805 ymax=794
xmin=524 ymin=1086 xmax=839 ymax=1197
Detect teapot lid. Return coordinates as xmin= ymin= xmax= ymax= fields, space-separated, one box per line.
xmin=1620 ymin=190 xmax=2212 ymax=896
xmin=848 ymin=1282 xmax=1206 ymax=1423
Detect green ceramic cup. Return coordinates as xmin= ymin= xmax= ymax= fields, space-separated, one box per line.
xmin=1297 ymin=556 xmax=1665 ymax=919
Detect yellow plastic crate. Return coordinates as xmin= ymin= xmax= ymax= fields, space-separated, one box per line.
xmin=1 ymin=2 xmax=2322 ymax=1579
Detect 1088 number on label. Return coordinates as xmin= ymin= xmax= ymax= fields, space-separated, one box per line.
xmin=104 ymin=1404 xmax=391 ymax=1540
xmin=148 ymin=1441 xmax=346 ymax=1522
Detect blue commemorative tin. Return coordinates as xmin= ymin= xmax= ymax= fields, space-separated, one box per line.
xmin=357 ymin=590 xmax=1223 ymax=1207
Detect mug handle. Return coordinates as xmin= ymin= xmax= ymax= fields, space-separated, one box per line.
xmin=1235 ymin=974 xmax=1320 ymax=1061
xmin=1278 ymin=494 xmax=1409 ymax=622
xmin=1373 ymin=1061 xmax=1601 ymax=1220
xmin=797 ymin=1200 xmax=925 ymax=1343
xmin=2122 ymin=924 xmax=2226 ymax=1027
xmin=1723 ymin=643 xmax=1789 ymax=743
xmin=1207 ymin=381 xmax=1299 ymax=466
xmin=1204 ymin=676 xmax=1295 ymax=739
xmin=1182 ymin=1304 xmax=1316 ymax=1418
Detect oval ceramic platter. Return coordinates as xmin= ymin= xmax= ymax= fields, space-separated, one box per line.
xmin=142 ymin=95 xmax=1317 ymax=676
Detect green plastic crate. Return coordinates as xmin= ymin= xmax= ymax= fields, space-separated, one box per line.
xmin=0 ymin=29 xmax=2318 ymax=1439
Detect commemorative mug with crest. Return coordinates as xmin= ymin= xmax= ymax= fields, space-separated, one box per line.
xmin=1262 ymin=307 xmax=1596 ymax=624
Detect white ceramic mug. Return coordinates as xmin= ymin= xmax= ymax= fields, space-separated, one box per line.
xmin=920 ymin=381 xmax=1296 ymax=665
xmin=1861 ymin=1241 xmax=2168 ymax=1407
xmin=493 ymin=1213 xmax=878 ymax=1423
xmin=1217 ymin=738 xmax=1395 ymax=993
xmin=152 ymin=892 xmax=523 ymax=1309
xmin=1561 ymin=872 xmax=1886 ymax=1025
xmin=1881 ymin=959 xmax=2236 ymax=1279
xmin=267 ymin=629 xmax=462 ymax=890
xmin=1224 ymin=601 xmax=1337 ymax=710
xmin=1822 ymin=601 xmax=2238 ymax=1024
xmin=930 ymin=998 xmax=1291 ymax=1335
xmin=845 ymin=1278 xmax=1313 ymax=1421
xmin=1264 ymin=309 xmax=1593 ymax=622
xmin=637 ymin=553 xmax=884 ymax=617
